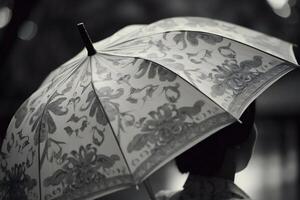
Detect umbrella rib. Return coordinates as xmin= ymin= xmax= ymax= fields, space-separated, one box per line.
xmin=40 ymin=57 xmax=87 ymax=93
xmin=88 ymin=57 xmax=136 ymax=184
xmin=96 ymin=51 xmax=241 ymax=123
xmin=101 ymin=30 xmax=299 ymax=67
xmin=36 ymin=91 xmax=61 ymax=200
xmin=36 ymin=58 xmax=88 ymax=200
xmin=40 ymin=58 xmax=81 ymax=87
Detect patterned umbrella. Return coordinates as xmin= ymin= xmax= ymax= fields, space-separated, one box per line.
xmin=0 ymin=17 xmax=298 ymax=200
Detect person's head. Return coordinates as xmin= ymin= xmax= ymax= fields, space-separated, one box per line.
xmin=175 ymin=102 xmax=257 ymax=177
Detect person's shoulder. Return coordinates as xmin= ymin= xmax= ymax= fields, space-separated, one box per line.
xmin=155 ymin=189 xmax=181 ymax=200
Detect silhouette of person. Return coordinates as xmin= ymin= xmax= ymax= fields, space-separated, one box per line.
xmin=156 ymin=102 xmax=257 ymax=200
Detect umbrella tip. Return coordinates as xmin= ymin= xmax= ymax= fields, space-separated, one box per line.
xmin=76 ymin=22 xmax=96 ymax=56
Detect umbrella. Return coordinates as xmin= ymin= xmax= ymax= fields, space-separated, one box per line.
xmin=0 ymin=17 xmax=298 ymax=200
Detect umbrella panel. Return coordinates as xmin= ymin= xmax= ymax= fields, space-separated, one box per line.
xmin=91 ymin=55 xmax=235 ymax=179
xmin=97 ymin=31 xmax=296 ymax=118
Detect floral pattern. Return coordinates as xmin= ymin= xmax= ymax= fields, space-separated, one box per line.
xmin=0 ymin=17 xmax=298 ymax=200
xmin=134 ymin=60 xmax=177 ymax=81
xmin=104 ymin=29 xmax=296 ymax=117
xmin=80 ymin=90 xmax=108 ymax=125
xmin=127 ymin=101 xmax=204 ymax=153
xmin=137 ymin=17 xmax=297 ymax=64
xmin=173 ymin=31 xmax=223 ymax=47
xmin=0 ymin=163 xmax=37 ymax=200
xmin=29 ymin=91 xmax=68 ymax=145
xmin=14 ymin=99 xmax=30 ymax=129
xmin=96 ymin=87 xmax=124 ymax=121
xmin=210 ymin=43 xmax=264 ymax=97
xmin=44 ymin=144 xmax=120 ymax=196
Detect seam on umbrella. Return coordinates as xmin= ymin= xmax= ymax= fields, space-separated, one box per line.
xmin=43 ymin=57 xmax=85 ymax=83
xmin=36 ymin=57 xmax=87 ymax=200
xmin=39 ymin=57 xmax=87 ymax=93
xmin=39 ymin=58 xmax=88 ymax=166
xmin=54 ymin=58 xmax=88 ymax=90
xmin=88 ymin=56 xmax=136 ymax=184
xmin=94 ymin=52 xmax=241 ymax=123
xmin=100 ymin=30 xmax=299 ymax=67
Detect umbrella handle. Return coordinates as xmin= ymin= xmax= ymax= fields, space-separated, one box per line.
xmin=143 ymin=179 xmax=157 ymax=200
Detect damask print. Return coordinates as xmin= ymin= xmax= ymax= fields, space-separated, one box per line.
xmin=187 ymin=49 xmax=212 ymax=64
xmin=173 ymin=31 xmax=223 ymax=50
xmin=14 ymin=99 xmax=30 ymax=129
xmin=144 ymin=39 xmax=171 ymax=58
xmin=29 ymin=103 xmax=46 ymax=142
xmin=0 ymin=163 xmax=37 ymax=200
xmin=161 ymin=83 xmax=180 ymax=103
xmin=134 ymin=59 xmax=177 ymax=81
xmin=80 ymin=90 xmax=108 ymax=125
xmin=127 ymin=101 xmax=205 ymax=153
xmin=29 ymin=91 xmax=68 ymax=145
xmin=44 ymin=144 xmax=120 ymax=197
xmin=64 ymin=114 xmax=88 ymax=136
xmin=61 ymin=67 xmax=83 ymax=94
xmin=25 ymin=90 xmax=69 ymax=167
xmin=4 ymin=132 xmax=15 ymax=153
xmin=96 ymin=87 xmax=124 ymax=121
xmin=127 ymin=84 xmax=159 ymax=104
xmin=187 ymin=32 xmax=223 ymax=45
xmin=41 ymin=58 xmax=86 ymax=94
xmin=92 ymin=69 xmax=142 ymax=139
xmin=92 ymin=126 xmax=105 ymax=146
xmin=42 ymin=138 xmax=66 ymax=164
xmin=218 ymin=43 xmax=236 ymax=58
xmin=5 ymin=131 xmax=30 ymax=153
xmin=210 ymin=43 xmax=263 ymax=97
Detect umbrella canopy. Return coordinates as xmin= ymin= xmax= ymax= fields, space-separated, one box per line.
xmin=0 ymin=17 xmax=298 ymax=200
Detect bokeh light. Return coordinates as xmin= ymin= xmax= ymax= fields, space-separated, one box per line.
xmin=0 ymin=7 xmax=12 ymax=29
xmin=17 ymin=20 xmax=38 ymax=40
xmin=266 ymin=0 xmax=292 ymax=18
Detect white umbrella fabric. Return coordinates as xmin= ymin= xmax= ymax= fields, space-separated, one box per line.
xmin=0 ymin=17 xmax=298 ymax=200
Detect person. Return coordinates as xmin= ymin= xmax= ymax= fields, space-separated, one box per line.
xmin=156 ymin=102 xmax=257 ymax=200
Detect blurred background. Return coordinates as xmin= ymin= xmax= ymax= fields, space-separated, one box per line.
xmin=0 ymin=0 xmax=299 ymax=199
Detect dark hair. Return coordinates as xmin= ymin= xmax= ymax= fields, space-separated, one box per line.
xmin=175 ymin=102 xmax=256 ymax=175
